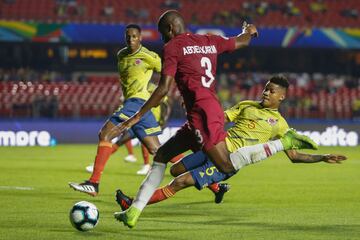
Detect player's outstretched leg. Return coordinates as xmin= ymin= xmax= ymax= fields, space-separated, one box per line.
xmin=280 ymin=128 xmax=318 ymax=150
xmin=214 ymin=183 xmax=231 ymax=204
xmin=68 ymin=181 xmax=99 ymax=197
xmin=114 ymin=206 xmax=141 ymax=229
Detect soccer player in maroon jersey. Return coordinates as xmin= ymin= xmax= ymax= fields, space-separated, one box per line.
xmin=112 ymin=10 xmax=258 ymax=228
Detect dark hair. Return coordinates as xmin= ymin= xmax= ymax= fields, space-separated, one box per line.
xmin=126 ymin=24 xmax=141 ymax=32
xmin=269 ymin=75 xmax=289 ymax=89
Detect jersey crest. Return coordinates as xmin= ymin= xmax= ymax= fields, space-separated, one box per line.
xmin=135 ymin=59 xmax=142 ymax=65
xmin=267 ymin=118 xmax=278 ymax=126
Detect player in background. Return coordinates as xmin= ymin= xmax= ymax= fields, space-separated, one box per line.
xmin=111 ymin=10 xmax=261 ymax=228
xmin=84 ymin=82 xmax=183 ymax=175
xmin=69 ymin=24 xmax=163 ymax=196
xmin=85 ymin=140 xmax=137 ymax=172
xmin=116 ymin=82 xmax=184 ymax=175
xmin=115 ymin=76 xmax=347 ymax=210
xmin=85 ymin=95 xmax=139 ymax=174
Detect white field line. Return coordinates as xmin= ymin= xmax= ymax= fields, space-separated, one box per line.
xmin=0 ymin=186 xmax=34 ymax=191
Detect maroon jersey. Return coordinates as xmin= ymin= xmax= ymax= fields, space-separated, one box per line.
xmin=162 ymin=33 xmax=236 ymax=112
xmin=162 ymin=33 xmax=236 ymax=151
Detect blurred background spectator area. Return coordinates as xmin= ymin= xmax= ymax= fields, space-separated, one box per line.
xmin=1 ymin=1 xmax=359 ymax=121
xmin=0 ymin=0 xmax=359 ymax=28
xmin=1 ymin=69 xmax=359 ymax=120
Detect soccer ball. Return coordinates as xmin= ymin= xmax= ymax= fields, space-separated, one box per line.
xmin=69 ymin=201 xmax=99 ymax=231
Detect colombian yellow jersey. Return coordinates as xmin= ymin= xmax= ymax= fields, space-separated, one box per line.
xmin=225 ymin=100 xmax=289 ymax=153
xmin=117 ymin=46 xmax=161 ymax=100
xmin=147 ymin=82 xmax=169 ymax=126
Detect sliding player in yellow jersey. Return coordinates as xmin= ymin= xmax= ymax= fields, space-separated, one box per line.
xmin=115 ymin=75 xmax=347 ymax=221
xmin=69 ymin=24 xmax=163 ymax=196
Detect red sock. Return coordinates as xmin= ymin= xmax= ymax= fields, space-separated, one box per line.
xmin=141 ymin=144 xmax=150 ymax=165
xmin=111 ymin=144 xmax=119 ymax=154
xmin=207 ymin=183 xmax=219 ymax=193
xmin=169 ymin=153 xmax=184 ymax=163
xmin=148 ymin=185 xmax=176 ymax=205
xmin=89 ymin=141 xmax=113 ymax=183
xmin=124 ymin=140 xmax=134 ymax=155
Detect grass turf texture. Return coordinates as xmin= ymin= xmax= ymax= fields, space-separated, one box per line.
xmin=0 ymin=145 xmax=359 ymax=240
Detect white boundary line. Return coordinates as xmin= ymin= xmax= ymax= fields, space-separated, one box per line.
xmin=0 ymin=186 xmax=34 ymax=191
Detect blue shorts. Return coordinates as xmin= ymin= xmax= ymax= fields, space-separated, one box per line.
xmin=110 ymin=98 xmax=161 ymax=140
xmin=182 ymin=151 xmax=236 ymax=190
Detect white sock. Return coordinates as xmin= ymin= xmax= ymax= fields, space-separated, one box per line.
xmin=132 ymin=161 xmax=166 ymax=211
xmin=229 ymin=139 xmax=284 ymax=171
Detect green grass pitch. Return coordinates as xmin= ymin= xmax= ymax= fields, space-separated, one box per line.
xmin=0 ymin=145 xmax=359 ymax=240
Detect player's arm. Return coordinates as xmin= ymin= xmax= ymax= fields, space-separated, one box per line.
xmin=146 ymin=51 xmax=162 ymax=73
xmin=234 ymin=22 xmax=258 ymax=49
xmin=285 ymin=150 xmax=347 ymax=164
xmin=108 ymin=43 xmax=177 ymax=137
xmin=224 ymin=113 xmax=230 ymax=124
xmin=224 ymin=101 xmax=246 ymax=124
xmin=159 ymin=97 xmax=172 ymax=127
xmin=109 ymin=74 xmax=174 ymax=137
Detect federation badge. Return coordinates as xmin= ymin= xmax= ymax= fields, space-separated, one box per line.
xmin=267 ymin=118 xmax=278 ymax=125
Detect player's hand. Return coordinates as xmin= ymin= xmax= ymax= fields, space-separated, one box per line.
xmin=322 ymin=154 xmax=347 ymax=164
xmin=242 ymin=21 xmax=258 ymax=38
xmin=108 ymin=113 xmax=141 ymax=139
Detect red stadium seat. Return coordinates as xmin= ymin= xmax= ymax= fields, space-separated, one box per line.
xmin=1 ymin=0 xmax=359 ymax=28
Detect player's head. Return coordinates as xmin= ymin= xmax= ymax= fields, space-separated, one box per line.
xmin=157 ymin=10 xmax=186 ymax=43
xmin=125 ymin=24 xmax=142 ymax=52
xmin=261 ymin=75 xmax=289 ymax=109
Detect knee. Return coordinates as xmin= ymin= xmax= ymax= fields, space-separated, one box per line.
xmin=171 ymin=174 xmax=191 ymax=191
xmin=170 ymin=164 xmax=180 ymax=177
xmin=153 ymin=147 xmax=166 ymax=163
xmin=170 ymin=161 xmax=186 ymax=177
xmin=172 ymin=177 xmax=186 ymax=188
xmin=215 ymin=161 xmax=235 ymax=174
xmin=98 ymin=129 xmax=108 ymax=141
xmin=147 ymin=146 xmax=158 ymax=155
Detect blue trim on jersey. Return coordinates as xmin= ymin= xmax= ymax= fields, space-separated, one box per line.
xmin=181 ymin=151 xmax=236 ymax=190
xmin=109 ymin=98 xmax=161 ymax=140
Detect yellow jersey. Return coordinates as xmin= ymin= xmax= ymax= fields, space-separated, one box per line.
xmin=117 ymin=46 xmax=161 ymax=100
xmin=225 ymin=100 xmax=289 ymax=153
xmin=147 ymin=82 xmax=170 ymax=127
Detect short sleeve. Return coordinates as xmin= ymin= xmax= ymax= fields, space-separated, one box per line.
xmin=162 ymin=42 xmax=178 ymax=77
xmin=277 ymin=118 xmax=290 ymax=138
xmin=146 ymin=51 xmax=162 ymax=73
xmin=225 ymin=102 xmax=246 ymax=122
xmin=209 ymin=35 xmax=236 ymax=54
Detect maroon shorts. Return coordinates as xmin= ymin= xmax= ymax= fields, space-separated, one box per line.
xmin=174 ymin=99 xmax=227 ymax=152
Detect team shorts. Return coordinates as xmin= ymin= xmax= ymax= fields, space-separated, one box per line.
xmin=109 ymin=98 xmax=162 ymax=140
xmin=182 ymin=151 xmax=235 ymax=190
xmin=174 ymin=99 xmax=227 ymax=152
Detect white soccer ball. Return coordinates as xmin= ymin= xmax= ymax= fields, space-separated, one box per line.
xmin=69 ymin=201 xmax=99 ymax=231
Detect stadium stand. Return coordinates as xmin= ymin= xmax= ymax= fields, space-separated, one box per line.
xmin=1 ymin=1 xmax=359 ymax=120
xmin=1 ymin=69 xmax=359 ymax=120
xmin=0 ymin=0 xmax=359 ymax=27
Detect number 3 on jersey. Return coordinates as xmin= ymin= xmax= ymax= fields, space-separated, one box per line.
xmin=200 ymin=57 xmax=215 ymax=88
